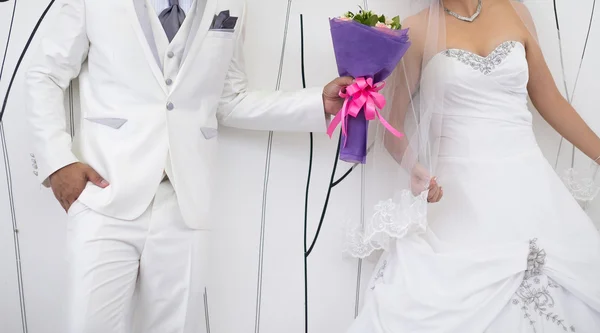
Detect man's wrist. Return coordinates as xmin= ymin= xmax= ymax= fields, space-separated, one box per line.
xmin=47 ymin=161 xmax=80 ymax=186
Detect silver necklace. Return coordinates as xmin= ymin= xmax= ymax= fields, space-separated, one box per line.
xmin=444 ymin=0 xmax=482 ymax=23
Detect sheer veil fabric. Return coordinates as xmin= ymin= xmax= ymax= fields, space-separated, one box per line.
xmin=344 ymin=0 xmax=600 ymax=332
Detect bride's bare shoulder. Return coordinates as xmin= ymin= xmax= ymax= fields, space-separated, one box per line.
xmin=510 ymin=1 xmax=533 ymax=18
xmin=508 ymin=0 xmax=537 ymax=39
xmin=402 ymin=8 xmax=430 ymax=40
xmin=402 ymin=8 xmax=430 ymax=28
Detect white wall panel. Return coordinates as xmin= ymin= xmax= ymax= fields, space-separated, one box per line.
xmin=1 ymin=3 xmax=22 ymax=332
xmin=1 ymin=2 xmax=70 ymax=332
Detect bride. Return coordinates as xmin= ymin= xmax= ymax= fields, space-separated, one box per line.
xmin=345 ymin=0 xmax=600 ymax=332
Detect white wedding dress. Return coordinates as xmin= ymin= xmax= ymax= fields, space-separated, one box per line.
xmin=348 ymin=41 xmax=600 ymax=332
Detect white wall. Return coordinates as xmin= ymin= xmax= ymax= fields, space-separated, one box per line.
xmin=0 ymin=0 xmax=598 ymax=332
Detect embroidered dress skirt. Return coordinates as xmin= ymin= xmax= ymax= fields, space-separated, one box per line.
xmin=348 ymin=146 xmax=600 ymax=332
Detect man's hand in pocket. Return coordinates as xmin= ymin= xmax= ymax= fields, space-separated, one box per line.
xmin=49 ymin=162 xmax=109 ymax=212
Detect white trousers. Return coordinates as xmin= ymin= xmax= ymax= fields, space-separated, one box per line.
xmin=66 ymin=180 xmax=209 ymax=333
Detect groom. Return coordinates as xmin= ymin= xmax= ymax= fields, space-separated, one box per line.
xmin=25 ymin=0 xmax=350 ymax=332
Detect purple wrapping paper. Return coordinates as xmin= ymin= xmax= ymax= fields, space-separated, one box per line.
xmin=330 ymin=19 xmax=411 ymax=164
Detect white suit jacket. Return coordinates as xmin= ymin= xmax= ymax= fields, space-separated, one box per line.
xmin=26 ymin=0 xmax=327 ymax=229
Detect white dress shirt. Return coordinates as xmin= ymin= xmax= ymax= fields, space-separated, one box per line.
xmin=150 ymin=0 xmax=194 ymax=15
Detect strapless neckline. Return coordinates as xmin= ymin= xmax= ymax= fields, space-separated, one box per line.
xmin=441 ymin=41 xmax=524 ymax=75
xmin=444 ymin=40 xmax=524 ymax=59
xmin=429 ymin=41 xmax=525 ymax=75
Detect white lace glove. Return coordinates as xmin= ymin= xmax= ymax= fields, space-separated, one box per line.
xmin=562 ymin=156 xmax=600 ymax=203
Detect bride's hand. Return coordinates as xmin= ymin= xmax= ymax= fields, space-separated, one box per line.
xmin=427 ymin=178 xmax=443 ymax=203
xmin=411 ymin=163 xmax=443 ymax=203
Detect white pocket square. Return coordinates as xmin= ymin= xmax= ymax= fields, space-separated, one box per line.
xmin=85 ymin=117 xmax=128 ymax=129
xmin=208 ymin=28 xmax=235 ymax=33
xmin=200 ymin=127 xmax=218 ymax=140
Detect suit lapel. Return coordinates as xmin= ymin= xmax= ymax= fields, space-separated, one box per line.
xmin=180 ymin=0 xmax=218 ymax=72
xmin=126 ymin=0 xmax=168 ymax=93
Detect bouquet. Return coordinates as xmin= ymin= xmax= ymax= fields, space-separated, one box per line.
xmin=327 ymin=8 xmax=411 ymax=164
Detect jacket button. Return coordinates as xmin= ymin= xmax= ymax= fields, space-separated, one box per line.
xmin=166 ymin=102 xmax=174 ymax=111
xmin=166 ymin=78 xmax=173 ymax=86
xmin=167 ymin=51 xmax=174 ymax=58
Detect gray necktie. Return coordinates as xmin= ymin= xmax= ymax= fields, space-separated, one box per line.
xmin=158 ymin=0 xmax=186 ymax=42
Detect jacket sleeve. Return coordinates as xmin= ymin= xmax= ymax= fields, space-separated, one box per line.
xmin=25 ymin=0 xmax=89 ymax=187
xmin=216 ymin=3 xmax=330 ymax=132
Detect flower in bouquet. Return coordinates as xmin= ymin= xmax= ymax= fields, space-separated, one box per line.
xmin=327 ymin=7 xmax=411 ymax=164
xmin=341 ymin=9 xmax=401 ymax=30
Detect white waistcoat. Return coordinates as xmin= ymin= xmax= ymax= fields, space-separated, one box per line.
xmin=145 ymin=0 xmax=198 ymax=78
xmin=145 ymin=0 xmax=200 ymax=176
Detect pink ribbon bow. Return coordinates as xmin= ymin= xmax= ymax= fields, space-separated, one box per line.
xmin=326 ymin=77 xmax=404 ymax=143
